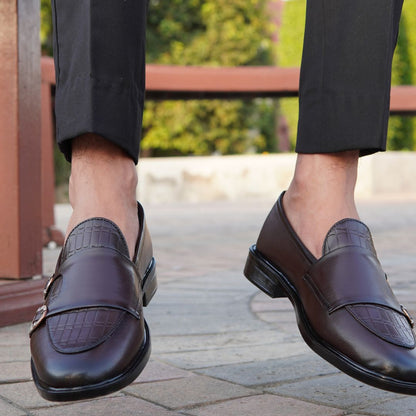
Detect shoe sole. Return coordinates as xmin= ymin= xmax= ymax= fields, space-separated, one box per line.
xmin=31 ymin=258 xmax=157 ymax=402
xmin=244 ymin=245 xmax=416 ymax=395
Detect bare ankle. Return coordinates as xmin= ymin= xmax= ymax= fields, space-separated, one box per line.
xmin=66 ymin=134 xmax=139 ymax=258
xmin=69 ymin=134 xmax=138 ymax=209
xmin=283 ymin=151 xmax=360 ymax=258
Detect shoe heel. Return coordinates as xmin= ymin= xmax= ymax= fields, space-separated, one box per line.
xmin=244 ymin=246 xmax=286 ymax=298
xmin=142 ymin=258 xmax=157 ymax=307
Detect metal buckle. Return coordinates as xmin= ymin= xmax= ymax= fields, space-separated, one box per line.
xmin=401 ymin=305 xmax=414 ymax=328
xmin=29 ymin=305 xmax=48 ymax=336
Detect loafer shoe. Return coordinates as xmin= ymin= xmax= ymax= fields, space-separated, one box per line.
xmin=244 ymin=192 xmax=416 ymax=394
xmin=30 ymin=203 xmax=157 ymax=402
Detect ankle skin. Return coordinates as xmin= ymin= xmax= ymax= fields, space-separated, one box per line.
xmin=66 ymin=134 xmax=139 ymax=258
xmin=283 ymin=151 xmax=360 ymax=258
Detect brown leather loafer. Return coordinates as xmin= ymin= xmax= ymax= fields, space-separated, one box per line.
xmin=30 ymin=203 xmax=157 ymax=402
xmin=244 ymin=192 xmax=416 ymax=395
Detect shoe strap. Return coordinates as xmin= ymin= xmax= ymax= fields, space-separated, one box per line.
xmin=306 ymin=247 xmax=403 ymax=316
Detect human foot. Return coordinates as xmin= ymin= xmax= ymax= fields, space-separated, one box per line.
xmin=283 ymin=151 xmax=360 ymax=258
xmin=244 ymin=193 xmax=416 ymax=395
xmin=30 ymin=202 xmax=157 ymax=401
xmin=66 ymin=134 xmax=139 ymax=258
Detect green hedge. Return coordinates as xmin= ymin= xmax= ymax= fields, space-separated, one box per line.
xmin=277 ymin=0 xmax=416 ymax=151
xmin=143 ymin=0 xmax=275 ymax=156
xmin=389 ymin=1 xmax=416 ymax=150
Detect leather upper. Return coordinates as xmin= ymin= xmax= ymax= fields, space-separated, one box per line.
xmin=30 ymin=204 xmax=153 ymax=389
xmin=256 ymin=192 xmax=416 ymax=380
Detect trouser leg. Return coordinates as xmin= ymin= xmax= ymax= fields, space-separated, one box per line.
xmin=296 ymin=0 xmax=404 ymax=155
xmin=51 ymin=0 xmax=147 ymax=164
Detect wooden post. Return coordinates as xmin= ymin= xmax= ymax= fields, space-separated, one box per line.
xmin=0 ymin=0 xmax=42 ymax=278
xmin=41 ymin=80 xmax=56 ymax=231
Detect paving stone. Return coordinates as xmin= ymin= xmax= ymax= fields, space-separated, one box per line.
xmin=157 ymin=340 xmax=309 ymax=370
xmin=0 ymin=399 xmax=26 ymax=416
xmin=6 ymin=199 xmax=416 ymax=413
xmin=0 ymin=362 xmax=32 ymax=383
xmin=0 ymin=382 xmax=55 ymax=409
xmin=0 ymin=324 xmax=29 ymax=346
xmin=197 ymin=354 xmax=338 ymax=386
xmin=357 ymin=396 xmax=416 ymax=415
xmin=251 ymin=295 xmax=293 ymax=313
xmin=31 ymin=395 xmax=182 ymax=416
xmin=152 ymin=329 xmax=293 ymax=355
xmin=132 ymin=360 xmax=193 ymax=383
xmin=146 ymin=286 xmax=261 ymax=337
xmin=125 ymin=375 xmax=255 ymax=409
xmin=267 ymin=373 xmax=398 ymax=409
xmin=0 ymin=345 xmax=30 ymax=363
xmin=186 ymin=394 xmax=344 ymax=416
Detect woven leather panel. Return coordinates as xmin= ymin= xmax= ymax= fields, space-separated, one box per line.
xmin=323 ymin=219 xmax=376 ymax=257
xmin=63 ymin=218 xmax=129 ymax=261
xmin=47 ymin=308 xmax=124 ymax=353
xmin=347 ymin=304 xmax=415 ymax=348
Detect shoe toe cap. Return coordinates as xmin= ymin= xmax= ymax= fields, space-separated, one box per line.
xmin=31 ymin=310 xmax=145 ymax=389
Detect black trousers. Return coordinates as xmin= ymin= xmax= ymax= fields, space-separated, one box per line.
xmin=52 ymin=0 xmax=404 ymax=164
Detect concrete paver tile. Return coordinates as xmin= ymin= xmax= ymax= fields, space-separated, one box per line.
xmin=196 ymin=354 xmax=338 ymax=386
xmin=267 ymin=373 xmax=398 ymax=409
xmin=4 ymin=199 xmax=416 ymax=413
xmin=357 ymin=396 xmax=416 ymax=415
xmin=185 ymin=394 xmax=344 ymax=416
xmin=0 ymin=361 xmax=32 ymax=383
xmin=31 ymin=396 xmax=183 ymax=416
xmin=0 ymin=382 xmax=54 ymax=409
xmin=0 ymin=399 xmax=26 ymax=416
xmin=156 ymin=340 xmax=309 ymax=370
xmin=0 ymin=381 xmax=120 ymax=410
xmin=125 ymin=375 xmax=255 ymax=409
xmin=251 ymin=295 xmax=293 ymax=313
xmin=0 ymin=346 xmax=30 ymax=364
xmin=132 ymin=360 xmax=193 ymax=383
xmin=0 ymin=324 xmax=29 ymax=347
xmin=151 ymin=329 xmax=293 ymax=355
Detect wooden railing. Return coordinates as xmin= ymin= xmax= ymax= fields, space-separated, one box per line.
xmin=40 ymin=56 xmax=416 ymax=109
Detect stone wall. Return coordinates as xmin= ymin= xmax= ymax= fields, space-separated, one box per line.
xmin=136 ymin=152 xmax=416 ymax=204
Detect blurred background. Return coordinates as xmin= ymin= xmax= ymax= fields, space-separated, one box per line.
xmin=39 ymin=0 xmax=416 ymax=198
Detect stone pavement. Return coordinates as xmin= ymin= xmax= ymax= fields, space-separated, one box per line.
xmin=2 ymin=196 xmax=416 ymax=415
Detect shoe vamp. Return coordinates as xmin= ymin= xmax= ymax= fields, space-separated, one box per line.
xmin=31 ymin=312 xmax=145 ymax=388
xmin=313 ymin=306 xmax=416 ymax=381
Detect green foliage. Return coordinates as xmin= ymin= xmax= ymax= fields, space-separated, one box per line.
xmin=388 ymin=1 xmax=416 ymax=150
xmin=274 ymin=0 xmax=305 ymax=150
xmin=277 ymin=0 xmax=416 ymax=151
xmin=40 ymin=0 xmax=53 ymax=55
xmin=147 ymin=0 xmax=273 ymax=66
xmin=143 ymin=99 xmax=267 ymax=156
xmin=144 ymin=0 xmax=275 ymax=155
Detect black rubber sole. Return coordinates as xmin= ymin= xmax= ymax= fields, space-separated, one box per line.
xmin=32 ymin=258 xmax=157 ymax=402
xmin=244 ymin=245 xmax=416 ymax=395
